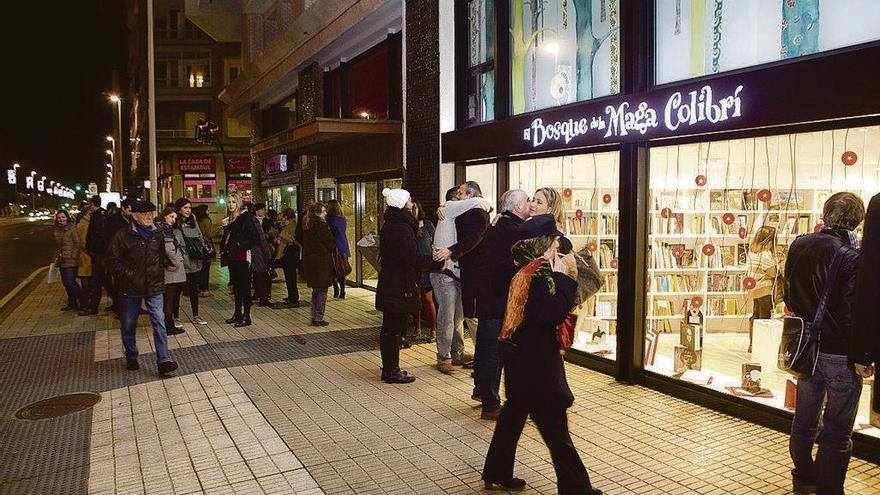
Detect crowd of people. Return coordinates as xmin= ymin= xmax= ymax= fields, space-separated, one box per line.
xmin=48 ymin=183 xmax=880 ymax=495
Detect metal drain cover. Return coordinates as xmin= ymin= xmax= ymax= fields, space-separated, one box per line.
xmin=14 ymin=392 xmax=102 ymax=420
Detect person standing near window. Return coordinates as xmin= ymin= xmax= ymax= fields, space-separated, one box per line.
xmin=301 ymin=202 xmax=336 ymax=326
xmin=745 ymin=226 xmax=779 ymax=353
xmin=326 ymin=199 xmax=350 ymax=300
xmin=220 ymin=194 xmax=261 ymax=327
xmin=784 ymin=192 xmax=864 ymax=495
xmin=52 ymin=210 xmax=83 ymax=311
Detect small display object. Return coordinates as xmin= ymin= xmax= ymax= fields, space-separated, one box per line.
xmin=674 ymin=345 xmax=702 ymax=374
xmin=742 ymin=363 xmax=762 ymax=392
xmin=785 ymin=378 xmax=797 ymax=410
xmin=644 ymin=329 xmax=660 ymax=366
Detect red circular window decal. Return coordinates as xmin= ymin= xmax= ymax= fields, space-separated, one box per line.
xmin=672 ymin=247 xmax=684 ymax=259
xmin=660 ymin=207 xmax=672 ymax=219
xmin=743 ymin=277 xmax=757 ymax=290
xmin=575 ymin=209 xmax=584 ymax=220
xmin=610 ymin=258 xmax=619 ymax=269
xmin=842 ymin=151 xmax=858 ymax=166
xmin=603 ymin=194 xmax=612 ymax=205
xmin=757 ymin=189 xmax=772 ymax=203
xmin=702 ymin=244 xmax=716 ymax=256
xmin=739 ymin=227 xmax=748 ymax=239
xmin=695 ymin=174 xmax=707 ymax=187
xmin=587 ymin=241 xmax=597 ymax=252
xmin=722 ymin=213 xmax=736 ymax=225
xmin=563 ymin=188 xmax=573 ymax=198
xmin=691 ymin=297 xmax=704 ymax=309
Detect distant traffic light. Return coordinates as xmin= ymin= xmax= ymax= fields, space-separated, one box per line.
xmin=195 ymin=119 xmax=221 ymax=145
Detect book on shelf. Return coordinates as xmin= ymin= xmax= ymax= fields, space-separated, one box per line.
xmin=596 ymin=301 xmax=615 ymax=318
xmin=652 ymin=274 xmax=701 ymax=293
xmin=708 ymin=273 xmax=744 ymax=292
xmin=771 ymin=191 xmax=806 ymax=210
xmin=602 ymin=274 xmax=618 ymax=292
xmin=653 ymin=190 xmax=701 ymax=211
xmin=598 ymin=240 xmax=616 ymax=269
xmin=736 ymin=243 xmax=748 ymax=265
xmin=601 ymin=215 xmax=619 ymax=235
xmin=654 ymin=299 xmax=673 ymax=316
xmin=709 ymin=190 xmax=748 ymax=210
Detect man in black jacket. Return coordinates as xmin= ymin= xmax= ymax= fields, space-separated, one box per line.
xmin=784 ymin=192 xmax=863 ymax=495
xmin=852 ymin=193 xmax=880 ymax=436
xmin=472 ymin=189 xmax=530 ymax=420
xmin=434 ymin=181 xmax=489 ymax=367
xmin=79 ymin=195 xmax=106 ymax=315
xmin=105 ymin=201 xmax=178 ymax=375
xmin=100 ymin=199 xmax=133 ymax=314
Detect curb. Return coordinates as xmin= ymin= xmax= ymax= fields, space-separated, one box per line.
xmin=0 ymin=266 xmax=48 ymax=312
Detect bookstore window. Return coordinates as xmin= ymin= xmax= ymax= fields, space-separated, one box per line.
xmin=509 ymin=151 xmax=620 ymax=360
xmin=654 ymin=0 xmax=880 ymax=85
xmin=646 ymin=126 xmax=880 ymax=435
xmin=509 ymin=0 xmax=620 ymax=115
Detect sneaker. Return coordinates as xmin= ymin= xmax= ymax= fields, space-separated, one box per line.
xmin=483 ymin=478 xmax=526 ymax=492
xmin=480 ymin=407 xmax=502 ymax=421
xmin=157 ymin=361 xmax=178 ymax=376
xmin=192 ymin=316 xmax=208 ymax=325
xmin=126 ymin=359 xmax=139 ymax=371
xmin=167 ymin=327 xmax=185 ymax=336
xmin=436 ymin=363 xmax=455 ymax=374
xmin=452 ymin=353 xmax=474 ymax=366
xmin=173 ymin=319 xmax=184 ymax=329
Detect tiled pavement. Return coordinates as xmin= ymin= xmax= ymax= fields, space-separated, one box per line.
xmin=0 ymin=264 xmax=879 ymax=494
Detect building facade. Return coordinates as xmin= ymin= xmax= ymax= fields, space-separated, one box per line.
xmin=441 ymin=0 xmax=880 ymax=460
xmin=127 ymin=0 xmax=251 ymax=225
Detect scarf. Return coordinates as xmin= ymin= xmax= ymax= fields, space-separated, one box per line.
xmin=499 ymin=241 xmax=556 ymax=343
xmin=135 ymin=223 xmax=155 ymax=240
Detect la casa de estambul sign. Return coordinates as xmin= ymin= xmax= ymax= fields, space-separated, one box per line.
xmin=522 ymin=84 xmax=745 ymax=148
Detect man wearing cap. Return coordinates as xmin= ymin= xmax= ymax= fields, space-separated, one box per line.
xmin=105 ymin=201 xmax=179 ymax=375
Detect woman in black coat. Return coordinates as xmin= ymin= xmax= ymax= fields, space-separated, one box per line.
xmin=375 ymin=188 xmax=440 ymax=384
xmin=482 ymin=222 xmax=602 ymax=495
xmin=220 ymin=194 xmax=263 ymax=327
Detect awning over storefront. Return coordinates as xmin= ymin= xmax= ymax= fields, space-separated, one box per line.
xmin=253 ymin=118 xmax=403 ymax=179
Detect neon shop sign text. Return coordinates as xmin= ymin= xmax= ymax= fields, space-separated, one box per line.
xmin=522 ymin=84 xmax=744 ymax=148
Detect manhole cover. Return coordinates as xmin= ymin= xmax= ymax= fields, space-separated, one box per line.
xmin=14 ymin=392 xmax=102 ymax=420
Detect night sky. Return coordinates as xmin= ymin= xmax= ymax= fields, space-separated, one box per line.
xmin=0 ymin=1 xmax=126 ymax=189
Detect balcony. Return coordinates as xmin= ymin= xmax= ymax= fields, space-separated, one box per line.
xmin=157 ymin=129 xmax=194 ymax=139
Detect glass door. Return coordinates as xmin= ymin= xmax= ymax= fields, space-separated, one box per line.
xmin=338 ymin=183 xmax=357 ymax=284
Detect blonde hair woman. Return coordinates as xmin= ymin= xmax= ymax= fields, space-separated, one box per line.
xmin=746 ymin=225 xmax=778 ymax=353
xmin=530 ymin=187 xmax=572 ymax=254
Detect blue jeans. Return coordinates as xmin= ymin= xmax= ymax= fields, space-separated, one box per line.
xmin=474 ymin=318 xmax=502 ymax=412
xmin=430 ymin=273 xmax=464 ymax=364
xmin=790 ymin=352 xmax=862 ymax=495
xmin=119 ymin=295 xmax=172 ymax=364
xmin=59 ymin=267 xmax=82 ymax=308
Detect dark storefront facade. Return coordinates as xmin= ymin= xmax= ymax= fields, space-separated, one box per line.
xmin=443 ymin=0 xmax=880 ymax=460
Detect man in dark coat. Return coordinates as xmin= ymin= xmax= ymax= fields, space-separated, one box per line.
xmin=852 ymin=193 xmax=880 ymax=433
xmin=105 ymin=201 xmax=178 ymax=375
xmin=100 ymin=198 xmax=133 ymax=315
xmin=473 ymin=189 xmax=530 ymax=420
xmin=80 ymin=195 xmax=106 ymax=315
xmin=376 ymin=188 xmax=441 ymax=384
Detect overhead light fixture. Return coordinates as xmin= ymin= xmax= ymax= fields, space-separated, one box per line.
xmin=545 ymin=42 xmax=560 ymax=54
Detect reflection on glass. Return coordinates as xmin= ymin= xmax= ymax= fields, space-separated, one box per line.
xmin=509 ymin=151 xmax=620 ymax=360
xmin=646 ymin=127 xmax=880 ymax=436
xmin=339 ymin=183 xmax=357 ymax=283
xmin=361 ymin=183 xmax=380 ymax=288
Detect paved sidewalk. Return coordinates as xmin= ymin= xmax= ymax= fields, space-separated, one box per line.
xmin=0 ymin=264 xmax=878 ymax=494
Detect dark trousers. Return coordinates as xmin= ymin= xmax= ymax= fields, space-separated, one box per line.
xmin=228 ymin=261 xmax=252 ymax=319
xmin=333 ymin=277 xmax=346 ymax=297
xmin=184 ymin=272 xmax=200 ymax=316
xmin=105 ymin=272 xmax=118 ymax=311
xmin=198 ymin=261 xmax=211 ymax=291
xmin=474 ymin=318 xmax=502 ymax=412
xmin=163 ymin=282 xmax=184 ymax=327
xmin=88 ymin=254 xmax=105 ymax=312
xmin=282 ymin=262 xmax=300 ymax=303
xmin=59 ymin=267 xmax=82 ymax=308
xmin=253 ymin=271 xmax=270 ymax=304
xmin=484 ymin=402 xmax=593 ymax=494
xmin=380 ymin=311 xmax=408 ymax=374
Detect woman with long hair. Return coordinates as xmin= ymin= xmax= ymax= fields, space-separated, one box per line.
xmin=746 ymin=225 xmax=779 ymax=353
xmin=483 ymin=216 xmax=601 ymax=495
xmin=158 ymin=207 xmax=187 ymax=336
xmin=412 ymin=199 xmax=437 ymax=343
xmin=326 ymin=199 xmax=350 ymax=299
xmin=53 ymin=210 xmax=84 ymax=311
xmin=220 ymin=193 xmax=262 ymax=327
xmin=275 ymin=207 xmax=302 ymax=307
xmin=301 ymin=202 xmax=336 ymax=326
xmin=174 ymin=198 xmax=209 ymax=326
xmin=193 ymin=204 xmax=214 ymax=296
xmin=529 ymin=187 xmax=573 ymax=254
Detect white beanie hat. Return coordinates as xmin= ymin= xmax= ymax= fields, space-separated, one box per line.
xmin=382 ymin=188 xmax=410 ymax=209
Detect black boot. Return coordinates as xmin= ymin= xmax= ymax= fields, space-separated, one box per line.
xmin=225 ymin=314 xmax=242 ymax=324
xmin=382 ymin=368 xmax=415 ymax=384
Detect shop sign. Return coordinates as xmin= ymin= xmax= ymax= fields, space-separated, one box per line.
xmin=264 ymin=154 xmax=288 ymax=174
xmin=522 ymin=84 xmax=745 ymax=148
xmin=226 ymin=156 xmax=251 ymax=173
xmin=178 ymin=156 xmax=216 ymax=173
xmin=6 ymin=169 xmax=15 ymax=185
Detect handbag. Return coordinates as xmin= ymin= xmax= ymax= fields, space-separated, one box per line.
xmin=184 ymin=234 xmax=215 ymax=260
xmin=333 ymin=249 xmax=352 ymax=278
xmin=778 ymin=245 xmax=847 ymax=378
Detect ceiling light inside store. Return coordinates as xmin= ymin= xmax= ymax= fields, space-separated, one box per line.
xmin=545 ymin=42 xmax=560 ymax=54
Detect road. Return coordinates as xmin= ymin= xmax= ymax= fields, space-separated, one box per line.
xmin=0 ymin=219 xmax=55 ymax=298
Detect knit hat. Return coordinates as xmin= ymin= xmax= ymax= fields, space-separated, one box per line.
xmin=173 ymin=197 xmax=191 ymax=210
xmin=382 ymin=188 xmax=410 ymax=209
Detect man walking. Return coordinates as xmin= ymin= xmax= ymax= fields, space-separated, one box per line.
xmin=105 ymin=201 xmax=178 ymax=375
xmin=431 ymin=185 xmax=492 ymax=373
xmin=473 ymin=190 xmax=530 ymax=420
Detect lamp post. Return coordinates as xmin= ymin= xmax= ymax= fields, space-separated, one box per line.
xmin=109 ymin=96 xmax=122 ymax=192
xmin=29 ymin=171 xmax=36 ymax=211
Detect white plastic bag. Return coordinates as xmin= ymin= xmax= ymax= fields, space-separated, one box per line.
xmin=47 ymin=263 xmax=60 ymax=284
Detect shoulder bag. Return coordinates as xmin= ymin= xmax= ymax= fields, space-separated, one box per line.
xmin=778 ymin=245 xmax=848 ymax=378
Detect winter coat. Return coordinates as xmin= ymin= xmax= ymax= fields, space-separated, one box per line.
xmin=375 ymin=207 xmax=440 ymax=314
xmin=160 ymin=224 xmax=188 ymax=285
xmin=220 ymin=211 xmax=263 ymax=265
xmin=249 ymin=215 xmax=272 ymax=273
xmin=178 ymin=215 xmax=205 ymax=273
xmin=327 ymin=215 xmax=350 ymax=257
xmin=85 ymin=207 xmax=106 ymax=254
xmin=301 ymin=219 xmax=336 ymax=288
xmin=784 ymin=227 xmax=860 ymax=356
xmin=53 ymin=223 xmax=80 ymax=268
xmin=76 ymin=208 xmax=93 ymax=276
xmin=502 ymin=272 xmax=578 ymax=410
xmin=102 ymin=212 xmax=131 ymax=252
xmin=105 ymin=223 xmax=171 ymax=297
xmin=475 ymin=211 xmax=525 ymax=319
xmin=198 ymin=216 xmax=214 ymax=241
xmin=852 ymin=193 xmax=880 ymax=414
xmin=450 ymin=207 xmax=490 ymax=317
xmin=275 ymin=220 xmax=301 ymax=267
